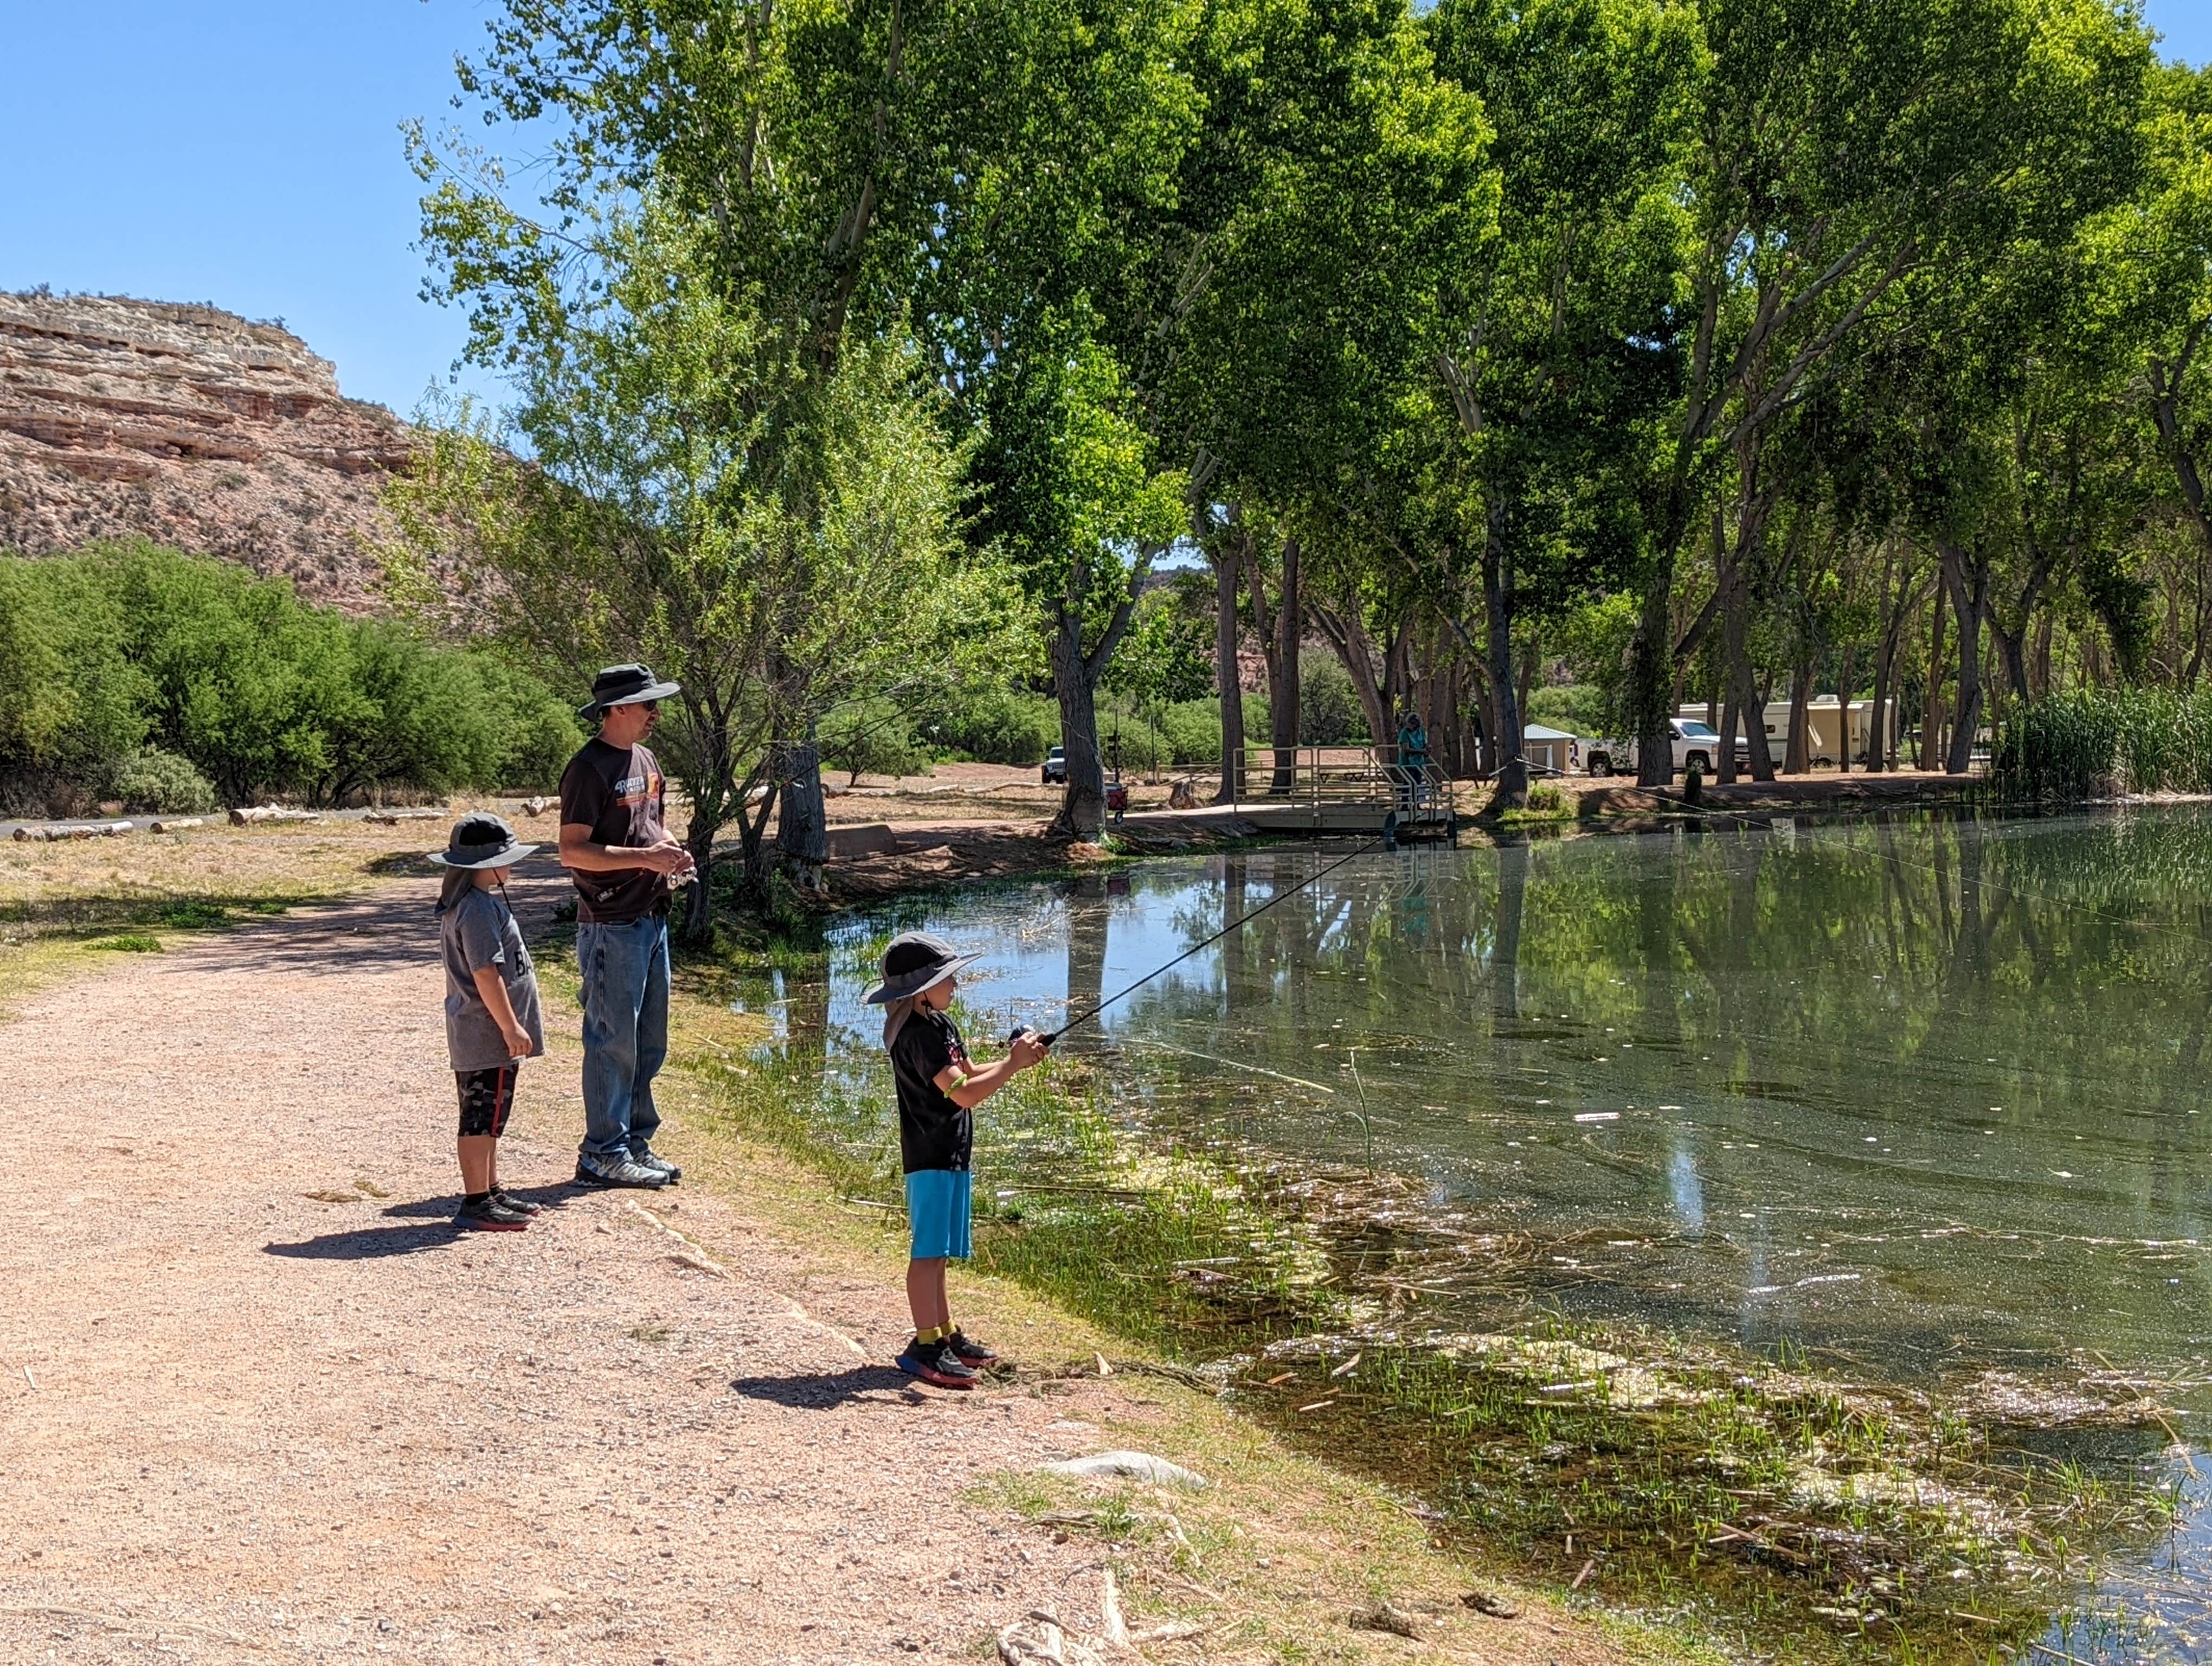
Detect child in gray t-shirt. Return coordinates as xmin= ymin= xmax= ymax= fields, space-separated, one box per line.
xmin=431 ymin=814 xmax=547 ymax=1232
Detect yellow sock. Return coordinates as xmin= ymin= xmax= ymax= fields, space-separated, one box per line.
xmin=916 ymin=1325 xmax=942 ymax=1345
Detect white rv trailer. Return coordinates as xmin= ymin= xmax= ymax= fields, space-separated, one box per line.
xmin=1677 ymin=699 xmax=1898 ymax=768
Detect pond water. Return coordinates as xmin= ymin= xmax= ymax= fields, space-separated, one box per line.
xmin=804 ymin=807 xmax=2212 ymax=1658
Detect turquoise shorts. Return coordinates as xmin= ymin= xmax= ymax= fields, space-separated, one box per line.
xmin=905 ymin=1169 xmax=973 ymax=1261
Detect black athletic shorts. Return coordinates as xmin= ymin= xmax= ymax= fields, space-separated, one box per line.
xmin=456 ymin=1062 xmax=519 ymax=1138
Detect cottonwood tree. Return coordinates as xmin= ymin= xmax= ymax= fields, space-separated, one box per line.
xmin=1422 ymin=0 xmax=1697 ymax=806
xmin=387 ymin=209 xmax=1017 ymax=931
xmin=415 ymin=0 xmax=1199 ymax=854
xmin=1619 ymin=0 xmax=2151 ymax=784
xmin=969 ymin=312 xmax=1189 ymax=835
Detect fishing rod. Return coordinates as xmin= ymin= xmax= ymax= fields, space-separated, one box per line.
xmin=1017 ymin=832 xmax=1391 ymax=1048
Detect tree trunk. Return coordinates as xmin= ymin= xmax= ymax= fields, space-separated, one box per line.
xmin=1628 ymin=566 xmax=1676 ymax=786
xmin=1724 ymin=573 xmax=1776 ymax=781
xmin=1784 ymin=658 xmax=1812 ymax=774
xmin=1718 ymin=685 xmax=1739 ymax=784
xmin=1869 ymin=634 xmax=1893 ymax=774
xmin=1267 ymin=536 xmax=1301 ymax=794
xmin=1920 ymin=581 xmax=1949 ymax=771
xmin=1311 ymin=597 xmax=1392 ymax=752
xmin=1051 ymin=615 xmax=1108 ymax=836
xmin=776 ymin=731 xmax=827 ymax=892
xmin=1482 ymin=518 xmax=1527 ymax=809
xmin=1832 ymin=650 xmax=1854 ymax=773
xmin=1940 ymin=541 xmax=1985 ymax=776
xmin=1212 ymin=542 xmax=1245 ymax=804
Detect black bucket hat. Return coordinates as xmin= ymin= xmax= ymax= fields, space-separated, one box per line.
xmin=863 ymin=931 xmax=981 ymax=1005
xmin=428 ymin=812 xmax=535 ymax=870
xmin=580 ymin=662 xmax=681 ymax=720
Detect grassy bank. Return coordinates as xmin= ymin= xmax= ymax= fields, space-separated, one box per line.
xmin=651 ymin=924 xmax=2182 ymax=1664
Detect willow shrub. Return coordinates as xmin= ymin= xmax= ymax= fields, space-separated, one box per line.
xmin=0 ymin=543 xmax=581 ymax=811
xmin=1995 ymin=688 xmax=2212 ymax=799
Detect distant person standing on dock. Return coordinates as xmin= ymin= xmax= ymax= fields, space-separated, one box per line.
xmin=1393 ymin=707 xmax=1429 ymax=811
xmin=867 ymin=932 xmax=1046 ymax=1388
xmin=558 ymin=663 xmax=697 ymax=1190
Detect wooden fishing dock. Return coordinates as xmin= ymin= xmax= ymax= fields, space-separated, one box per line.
xmin=1117 ymin=745 xmax=1458 ymax=843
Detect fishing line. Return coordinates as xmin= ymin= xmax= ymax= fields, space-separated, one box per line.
xmin=1119 ymin=1035 xmax=1339 ymax=1095
xmin=1031 ymin=834 xmax=1389 ymax=1046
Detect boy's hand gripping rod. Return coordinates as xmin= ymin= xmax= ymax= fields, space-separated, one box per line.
xmin=1008 ymin=834 xmax=1388 ymax=1048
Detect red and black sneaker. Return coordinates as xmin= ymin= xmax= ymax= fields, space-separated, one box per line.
xmin=944 ymin=1329 xmax=999 ymax=1367
xmin=895 ymin=1339 xmax=979 ymax=1389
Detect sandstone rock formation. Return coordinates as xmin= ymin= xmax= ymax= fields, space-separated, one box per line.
xmin=0 ymin=291 xmax=416 ymax=610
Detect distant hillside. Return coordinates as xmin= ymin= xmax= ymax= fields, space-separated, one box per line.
xmin=0 ymin=291 xmax=415 ymax=612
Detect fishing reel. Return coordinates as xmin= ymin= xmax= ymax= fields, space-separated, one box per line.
xmin=1008 ymin=1024 xmax=1058 ymax=1049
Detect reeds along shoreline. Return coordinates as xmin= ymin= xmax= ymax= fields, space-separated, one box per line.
xmin=1995 ymin=688 xmax=2212 ymax=802
xmin=677 ymin=962 xmax=2183 ymax=1662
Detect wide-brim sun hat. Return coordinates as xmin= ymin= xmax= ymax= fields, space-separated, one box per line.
xmin=863 ymin=930 xmax=981 ymax=1005
xmin=428 ymin=812 xmax=536 ymax=870
xmin=580 ymin=661 xmax=682 ymax=720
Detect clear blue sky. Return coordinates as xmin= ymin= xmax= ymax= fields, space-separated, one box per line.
xmin=4 ymin=0 xmax=2208 ymax=422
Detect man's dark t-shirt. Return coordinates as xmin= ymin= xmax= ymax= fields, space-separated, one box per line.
xmin=557 ymin=738 xmax=672 ymax=923
xmin=890 ymin=1007 xmax=973 ymax=1173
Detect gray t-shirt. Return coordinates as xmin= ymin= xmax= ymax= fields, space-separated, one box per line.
xmin=439 ymin=887 xmax=546 ymax=1072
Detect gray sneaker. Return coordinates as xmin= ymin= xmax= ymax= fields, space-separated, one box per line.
xmin=574 ymin=1154 xmax=671 ymax=1189
xmin=630 ymin=1146 xmax=681 ymax=1183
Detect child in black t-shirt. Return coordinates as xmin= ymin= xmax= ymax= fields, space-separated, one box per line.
xmin=866 ymin=931 xmax=1045 ymax=1388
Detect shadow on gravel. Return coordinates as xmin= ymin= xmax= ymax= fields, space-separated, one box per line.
xmin=263 ymin=1224 xmax=457 ymax=1259
xmin=379 ymin=1186 xmax=577 ymax=1219
xmin=729 ymin=1366 xmax=918 ymax=1409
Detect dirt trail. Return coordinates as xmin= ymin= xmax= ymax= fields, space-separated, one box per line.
xmin=0 ymin=882 xmax=1127 ymax=1665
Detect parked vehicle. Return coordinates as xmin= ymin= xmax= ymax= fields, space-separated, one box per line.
xmin=1585 ymin=717 xmax=1736 ymax=777
xmin=1675 ymin=699 xmax=1898 ymax=768
xmin=1041 ymin=745 xmax=1066 ymax=784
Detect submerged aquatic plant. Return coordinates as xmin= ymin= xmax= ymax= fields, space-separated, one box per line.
xmin=676 ymin=934 xmax=2185 ymax=1662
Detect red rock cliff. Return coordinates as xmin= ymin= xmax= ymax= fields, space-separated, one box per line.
xmin=0 ymin=291 xmax=415 ymax=610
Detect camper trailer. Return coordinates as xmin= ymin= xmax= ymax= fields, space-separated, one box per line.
xmin=1677 ymin=699 xmax=1897 ymax=768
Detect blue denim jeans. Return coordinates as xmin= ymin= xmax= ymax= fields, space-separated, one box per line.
xmin=577 ymin=914 xmax=670 ymax=1161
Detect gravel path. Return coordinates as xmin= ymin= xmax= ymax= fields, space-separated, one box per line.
xmin=0 ymin=887 xmax=1127 ymax=1665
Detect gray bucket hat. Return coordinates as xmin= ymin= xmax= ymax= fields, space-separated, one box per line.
xmin=581 ymin=661 xmax=681 ymax=720
xmin=863 ymin=931 xmax=981 ymax=1005
xmin=428 ymin=812 xmax=535 ymax=870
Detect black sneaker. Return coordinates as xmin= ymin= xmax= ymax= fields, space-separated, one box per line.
xmin=895 ymin=1340 xmax=979 ymax=1390
xmin=455 ymin=1194 xmax=530 ymax=1232
xmin=573 ymin=1154 xmax=671 ymax=1189
xmin=945 ymin=1329 xmax=999 ymax=1367
xmin=630 ymin=1146 xmax=681 ymax=1183
xmin=491 ymin=1187 xmax=544 ymax=1216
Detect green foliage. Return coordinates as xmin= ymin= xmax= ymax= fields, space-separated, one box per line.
xmin=1526 ymin=682 xmax=1606 ymax=736
xmin=111 ymin=749 xmax=220 ymax=816
xmin=0 ymin=544 xmax=578 ymax=813
xmin=1297 ymin=651 xmax=1367 ymax=745
xmin=0 ymin=551 xmax=151 ymax=809
xmin=917 ymin=689 xmax=1064 ymax=766
xmin=1995 ymin=688 xmax=2212 ymax=799
xmin=1156 ymin=694 xmax=1271 ymax=766
xmin=1103 ymin=576 xmax=1215 ymax=707
xmin=820 ymin=697 xmax=932 ymax=783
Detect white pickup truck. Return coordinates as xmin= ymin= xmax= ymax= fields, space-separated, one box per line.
xmin=1584 ymin=718 xmax=1736 ymax=778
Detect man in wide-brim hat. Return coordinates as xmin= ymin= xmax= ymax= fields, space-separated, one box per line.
xmin=556 ymin=662 xmax=696 ymax=1190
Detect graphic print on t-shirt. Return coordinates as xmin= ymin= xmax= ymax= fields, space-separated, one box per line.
xmin=557 ymin=739 xmax=673 ymax=922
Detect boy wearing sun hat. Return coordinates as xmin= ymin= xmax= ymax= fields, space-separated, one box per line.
xmin=867 ymin=931 xmax=1047 ymax=1388
xmin=431 ymin=813 xmax=548 ymax=1232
